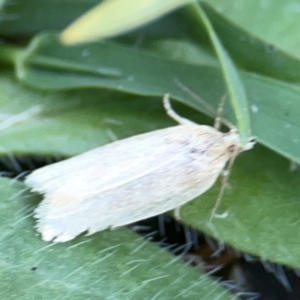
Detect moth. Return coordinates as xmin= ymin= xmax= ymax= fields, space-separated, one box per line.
xmin=25 ymin=94 xmax=254 ymax=242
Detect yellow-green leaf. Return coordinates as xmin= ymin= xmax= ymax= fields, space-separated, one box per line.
xmin=61 ymin=0 xmax=195 ymax=45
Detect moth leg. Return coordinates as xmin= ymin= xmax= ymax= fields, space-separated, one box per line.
xmin=174 ymin=78 xmax=217 ymax=117
xmin=174 ymin=206 xmax=181 ymax=220
xmin=163 ymin=94 xmax=196 ymax=125
xmin=209 ymin=157 xmax=236 ymax=222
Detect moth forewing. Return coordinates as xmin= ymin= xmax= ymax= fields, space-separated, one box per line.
xmin=25 ymin=95 xmax=253 ymax=242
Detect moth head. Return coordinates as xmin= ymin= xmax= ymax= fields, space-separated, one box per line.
xmin=223 ymin=128 xmax=256 ymax=158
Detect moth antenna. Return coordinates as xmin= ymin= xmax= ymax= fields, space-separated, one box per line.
xmin=163 ymin=94 xmax=196 ymax=126
xmin=174 ymin=78 xmax=216 ymax=116
xmin=0 ymin=106 xmax=42 ymax=131
xmin=214 ymin=94 xmax=226 ymax=130
xmin=174 ymin=78 xmax=234 ymax=129
xmin=208 ymin=143 xmax=239 ymax=222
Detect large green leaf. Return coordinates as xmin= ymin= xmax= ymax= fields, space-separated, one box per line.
xmin=0 ymin=73 xmax=300 ymax=272
xmin=4 ymin=33 xmax=300 ymax=164
xmin=2 ymin=0 xmax=300 ymax=83
xmin=20 ymin=0 xmax=299 ymax=84
xmin=208 ymin=0 xmax=300 ymax=60
xmin=185 ymin=3 xmax=300 ymax=82
xmin=0 ymin=73 xmax=172 ymax=156
xmin=0 ymin=177 xmax=234 ymax=299
xmin=1 ymin=1 xmax=300 ymax=295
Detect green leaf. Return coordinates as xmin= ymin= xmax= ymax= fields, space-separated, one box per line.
xmin=196 ymin=3 xmax=300 ymax=82
xmin=207 ymin=0 xmax=300 ymax=60
xmin=5 ymin=33 xmax=300 ymax=164
xmin=0 ymin=177 xmax=234 ymax=299
xmin=1 ymin=0 xmax=300 ymax=278
xmin=1 ymin=72 xmax=300 ymax=271
xmin=191 ymin=2 xmax=252 ymax=144
xmin=1 ymin=1 xmax=300 ymax=297
xmin=0 ymin=72 xmax=173 ymax=156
